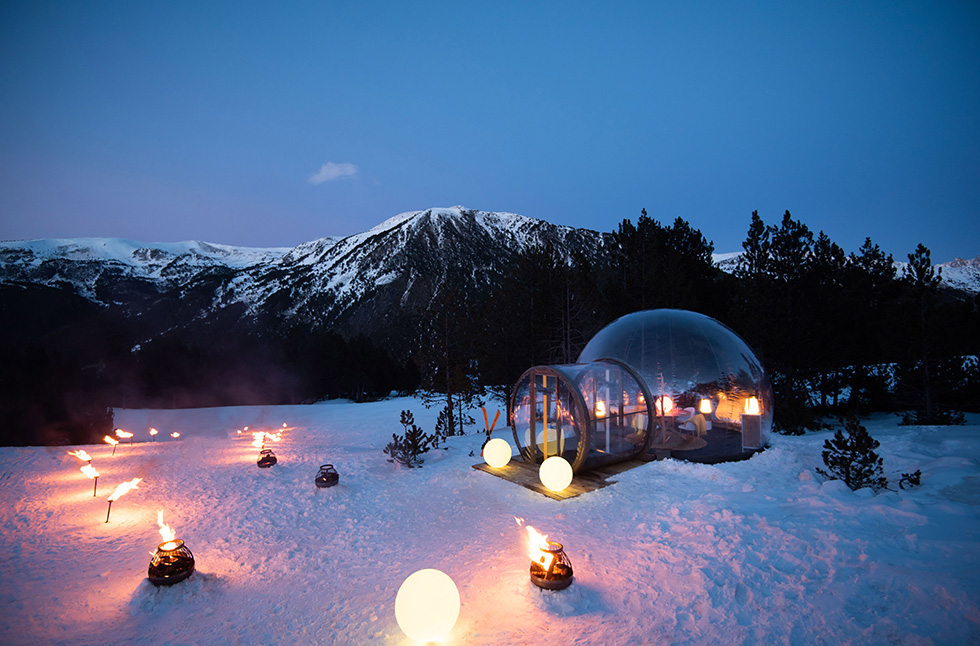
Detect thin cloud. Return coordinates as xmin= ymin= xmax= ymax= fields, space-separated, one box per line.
xmin=308 ymin=162 xmax=359 ymax=184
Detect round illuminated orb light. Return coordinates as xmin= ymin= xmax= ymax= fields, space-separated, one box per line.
xmin=394 ymin=568 xmax=460 ymax=643
xmin=483 ymin=437 xmax=512 ymax=469
xmin=539 ymin=456 xmax=573 ymax=492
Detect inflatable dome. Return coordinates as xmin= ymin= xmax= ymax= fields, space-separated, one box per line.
xmin=509 ymin=309 xmax=772 ymax=471
xmin=579 ymin=309 xmax=773 ymax=462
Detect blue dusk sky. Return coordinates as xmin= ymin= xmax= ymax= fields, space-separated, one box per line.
xmin=1 ymin=1 xmax=978 ymax=261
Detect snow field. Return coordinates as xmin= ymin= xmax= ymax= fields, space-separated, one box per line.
xmin=0 ymin=399 xmax=978 ymax=645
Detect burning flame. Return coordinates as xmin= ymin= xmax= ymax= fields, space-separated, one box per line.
xmin=171 ymin=432 xmax=180 ymax=439
xmin=156 ymin=510 xmax=178 ymax=549
xmin=594 ymin=400 xmax=607 ymax=418
xmin=744 ymin=397 xmax=761 ymax=415
xmin=115 ymin=428 xmax=133 ymax=440
xmin=655 ymin=396 xmax=674 ymax=416
xmin=80 ymin=464 xmax=100 ymax=479
xmin=525 ymin=525 xmax=554 ymax=572
xmin=103 ymin=435 xmax=119 ymax=446
xmin=149 ymin=428 xmax=158 ymax=436
xmin=107 ymin=477 xmax=142 ymax=501
xmin=699 ymin=398 xmax=713 ymax=415
xmin=515 ymin=517 xmax=555 ymax=572
xmin=67 ymin=450 xmax=92 ymax=462
xmin=251 ymin=430 xmax=281 ymax=448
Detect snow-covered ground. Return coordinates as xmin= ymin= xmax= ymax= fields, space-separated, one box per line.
xmin=1 ymin=398 xmax=978 ymax=645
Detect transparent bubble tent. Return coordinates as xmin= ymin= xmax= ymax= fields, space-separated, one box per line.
xmin=509 ymin=309 xmax=773 ymax=469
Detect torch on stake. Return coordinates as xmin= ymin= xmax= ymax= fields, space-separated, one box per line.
xmin=104 ymin=477 xmax=142 ymax=523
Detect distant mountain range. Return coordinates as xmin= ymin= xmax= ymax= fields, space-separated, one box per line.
xmin=2 ymin=205 xmax=978 ymax=350
xmin=0 ymin=207 xmax=611 ymax=348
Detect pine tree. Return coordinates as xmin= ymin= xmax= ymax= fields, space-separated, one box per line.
xmin=901 ymin=243 xmax=944 ymax=423
xmin=735 ymin=210 xmax=771 ymax=279
xmin=384 ymin=410 xmax=436 ymax=468
xmin=816 ymin=415 xmax=888 ymax=492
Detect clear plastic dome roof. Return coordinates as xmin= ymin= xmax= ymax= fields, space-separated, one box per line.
xmin=578 ymin=309 xmax=772 ymax=461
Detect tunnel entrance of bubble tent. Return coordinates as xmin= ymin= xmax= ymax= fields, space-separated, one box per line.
xmin=508 ymin=360 xmax=655 ymax=473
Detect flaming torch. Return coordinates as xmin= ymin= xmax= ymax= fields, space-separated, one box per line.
xmin=524 ymin=524 xmax=574 ymax=590
xmin=149 ymin=428 xmax=158 ymax=442
xmin=171 ymin=432 xmax=180 ymax=441
xmin=81 ymin=464 xmax=100 ymax=497
xmin=104 ymin=435 xmax=119 ymax=455
xmin=105 ymin=477 xmax=142 ymax=523
xmin=115 ymin=428 xmax=134 ymax=444
xmin=67 ymin=449 xmax=92 ymax=463
xmin=147 ymin=510 xmax=195 ymax=586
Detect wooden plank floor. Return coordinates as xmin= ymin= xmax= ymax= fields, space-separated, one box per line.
xmin=472 ymin=458 xmax=649 ymax=500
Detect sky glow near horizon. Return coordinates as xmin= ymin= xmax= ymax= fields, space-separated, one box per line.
xmin=0 ymin=1 xmax=977 ymax=261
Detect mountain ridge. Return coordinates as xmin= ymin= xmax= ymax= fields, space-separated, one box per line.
xmin=2 ymin=207 xmax=977 ymax=334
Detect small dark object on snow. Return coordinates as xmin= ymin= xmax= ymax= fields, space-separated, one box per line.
xmin=147 ymin=539 xmax=195 ymax=586
xmin=257 ymin=448 xmax=277 ymax=468
xmin=899 ymin=469 xmax=922 ymax=490
xmin=315 ymin=464 xmax=339 ymax=488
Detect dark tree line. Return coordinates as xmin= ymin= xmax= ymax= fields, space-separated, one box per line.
xmin=2 ymin=208 xmax=977 ymax=446
xmin=457 ymin=209 xmax=978 ymax=434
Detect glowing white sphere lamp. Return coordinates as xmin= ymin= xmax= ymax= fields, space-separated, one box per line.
xmin=539 ymin=456 xmax=573 ymax=492
xmin=483 ymin=438 xmax=512 ymax=468
xmin=394 ymin=568 xmax=460 ymax=643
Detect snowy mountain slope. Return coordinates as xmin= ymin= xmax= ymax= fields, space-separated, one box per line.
xmin=222 ymin=206 xmax=609 ymax=332
xmin=939 ymin=255 xmax=980 ymax=294
xmin=0 ymin=208 xmax=608 ymax=335
xmin=0 ymin=237 xmax=289 ymax=302
xmin=1 ymin=399 xmax=978 ymax=645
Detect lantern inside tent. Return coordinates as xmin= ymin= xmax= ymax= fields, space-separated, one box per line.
xmin=509 ymin=309 xmax=772 ymax=469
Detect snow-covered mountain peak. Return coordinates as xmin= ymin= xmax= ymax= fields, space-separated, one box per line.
xmin=0 ymin=237 xmax=289 ymax=269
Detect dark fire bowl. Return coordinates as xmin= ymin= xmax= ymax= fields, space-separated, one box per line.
xmin=530 ymin=562 xmax=574 ymax=590
xmin=147 ymin=540 xmax=196 ymax=587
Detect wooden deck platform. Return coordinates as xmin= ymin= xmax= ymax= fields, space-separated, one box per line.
xmin=472 ymin=458 xmax=650 ymax=500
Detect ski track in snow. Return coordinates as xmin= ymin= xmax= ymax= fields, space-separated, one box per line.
xmin=1 ymin=400 xmax=978 ymax=645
